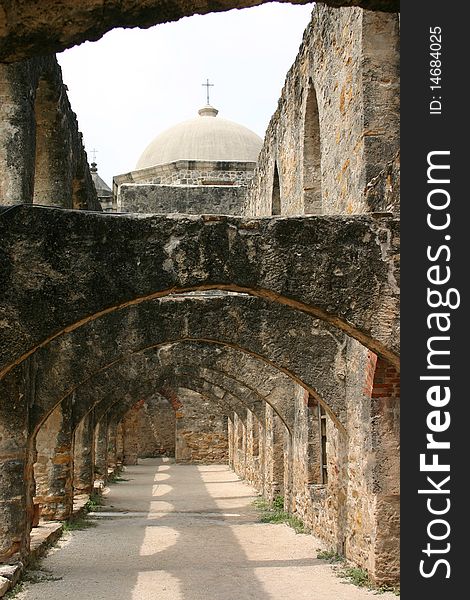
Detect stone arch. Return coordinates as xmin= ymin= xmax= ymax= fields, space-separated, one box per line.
xmin=302 ymin=80 xmax=322 ymax=214
xmin=63 ymin=348 xmax=294 ymax=439
xmin=106 ymin=384 xmax=234 ymax=465
xmin=157 ymin=341 xmax=298 ymax=430
xmin=0 ymin=208 xmax=400 ymax=379
xmin=21 ymin=334 xmax=310 ymax=525
xmin=271 ymin=162 xmax=281 ymax=215
xmin=34 ymin=367 xmax=252 ymax=518
xmin=0 ymin=1 xmax=400 ymax=64
xmin=12 ymin=296 xmax=349 ymax=433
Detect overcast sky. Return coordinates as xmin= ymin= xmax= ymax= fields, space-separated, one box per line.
xmin=57 ymin=3 xmax=314 ymax=187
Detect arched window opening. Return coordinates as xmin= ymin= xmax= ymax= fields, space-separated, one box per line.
xmin=271 ymin=162 xmax=281 ymax=215
xmin=307 ymin=394 xmax=327 ymax=485
xmin=318 ymin=403 xmax=328 ymax=484
xmin=252 ymin=415 xmax=260 ymax=458
xmin=303 ymin=82 xmax=322 ymax=214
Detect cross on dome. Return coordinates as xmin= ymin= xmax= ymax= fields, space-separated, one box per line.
xmin=202 ymin=78 xmax=214 ymax=105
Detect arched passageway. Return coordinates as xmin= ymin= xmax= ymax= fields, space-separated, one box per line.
xmin=0 ymin=206 xmax=400 ymax=377
xmin=0 ymin=1 xmax=400 ymax=589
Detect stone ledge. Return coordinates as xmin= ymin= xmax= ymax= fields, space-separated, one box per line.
xmin=0 ymin=563 xmax=23 ymax=598
xmin=29 ymin=522 xmax=63 ymax=562
xmin=0 ymin=492 xmax=94 ymax=597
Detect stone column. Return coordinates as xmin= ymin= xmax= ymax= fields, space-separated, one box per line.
xmin=115 ymin=422 xmax=124 ymax=466
xmin=245 ymin=410 xmax=262 ymax=490
xmin=369 ymin=359 xmax=400 ymax=585
xmin=232 ymin=413 xmax=246 ymax=478
xmin=73 ymin=412 xmax=95 ymax=494
xmin=107 ymin=421 xmax=118 ymax=471
xmin=0 ymin=62 xmax=35 ymax=205
xmin=0 ymin=368 xmax=31 ymax=562
xmin=34 ymin=398 xmax=74 ymax=521
xmin=94 ymin=414 xmax=109 ymax=481
xmin=272 ymin=412 xmax=286 ymax=500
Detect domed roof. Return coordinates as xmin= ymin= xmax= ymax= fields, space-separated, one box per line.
xmin=135 ymin=105 xmax=263 ymax=170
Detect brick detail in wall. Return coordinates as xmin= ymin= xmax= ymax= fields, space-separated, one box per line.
xmin=371 ymin=357 xmax=400 ymax=399
xmin=159 ymin=386 xmax=182 ymax=411
xmin=363 ymin=351 xmax=378 ymax=396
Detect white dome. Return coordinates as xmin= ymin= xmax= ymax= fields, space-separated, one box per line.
xmin=135 ymin=106 xmax=263 ymax=170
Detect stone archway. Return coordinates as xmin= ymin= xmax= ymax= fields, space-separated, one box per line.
xmin=0 ymin=1 xmax=400 ymax=64
xmin=0 ymin=207 xmax=400 ymax=377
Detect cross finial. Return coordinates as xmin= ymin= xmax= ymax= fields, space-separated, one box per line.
xmin=202 ymin=78 xmax=214 ymax=105
xmin=91 ymin=148 xmax=98 ymax=163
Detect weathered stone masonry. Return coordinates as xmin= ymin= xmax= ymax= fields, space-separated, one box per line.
xmin=245 ymin=5 xmax=399 ymax=216
xmin=0 ymin=55 xmax=100 ymax=210
xmin=0 ymin=0 xmax=400 ymax=590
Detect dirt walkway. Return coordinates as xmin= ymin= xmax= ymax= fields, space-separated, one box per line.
xmin=17 ymin=459 xmax=398 ymax=599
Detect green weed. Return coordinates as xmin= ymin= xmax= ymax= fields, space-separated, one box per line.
xmin=253 ymin=495 xmax=308 ymax=534
xmin=317 ymin=549 xmax=400 ymax=595
xmin=3 ymin=581 xmax=24 ymax=598
xmin=340 ymin=566 xmax=371 ymax=587
xmin=84 ymin=492 xmax=103 ymax=511
xmin=316 ymin=549 xmax=344 ymax=563
xmin=62 ymin=516 xmax=96 ymax=531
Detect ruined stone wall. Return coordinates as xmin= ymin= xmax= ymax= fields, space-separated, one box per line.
xmin=119 ymin=399 xmax=173 ymax=461
xmin=174 ymin=388 xmax=229 ymax=464
xmin=118 ymin=184 xmax=246 ymax=215
xmin=141 ymin=396 xmax=176 ymax=457
xmin=244 ymin=4 xmax=399 ymax=217
xmin=121 ymin=404 xmax=141 ymax=466
xmin=232 ymin=404 xmax=288 ymax=504
xmin=0 ymin=55 xmax=100 ymax=209
xmin=286 ymin=338 xmax=399 ymax=582
xmin=115 ymin=159 xmax=255 ymax=189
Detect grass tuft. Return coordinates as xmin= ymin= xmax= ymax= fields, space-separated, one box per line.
xmin=84 ymin=492 xmax=103 ymax=512
xmin=62 ymin=516 xmax=96 ymax=531
xmin=316 ymin=549 xmax=344 ymax=563
xmin=3 ymin=582 xmax=24 ymax=598
xmin=253 ymin=495 xmax=308 ymax=534
xmin=316 ymin=549 xmax=400 ymax=595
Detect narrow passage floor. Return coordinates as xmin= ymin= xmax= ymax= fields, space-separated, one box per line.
xmin=18 ymin=459 xmax=397 ymax=599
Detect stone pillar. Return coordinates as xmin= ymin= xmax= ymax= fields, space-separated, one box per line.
xmin=0 ymin=62 xmax=35 ymax=205
xmin=0 ymin=368 xmax=31 ymax=562
xmin=245 ymin=410 xmax=262 ymax=491
xmin=94 ymin=414 xmax=109 ymax=481
xmin=107 ymin=421 xmax=118 ymax=470
xmin=34 ymin=398 xmax=73 ymax=520
xmin=272 ymin=412 xmax=285 ymax=500
xmin=232 ymin=413 xmax=246 ymax=478
xmin=369 ymin=358 xmax=400 ymax=585
xmin=73 ymin=412 xmax=95 ymax=494
xmin=116 ymin=422 xmax=124 ymax=466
